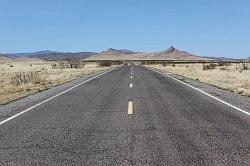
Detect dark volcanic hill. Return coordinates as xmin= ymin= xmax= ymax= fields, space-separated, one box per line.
xmin=149 ymin=46 xmax=209 ymax=60
xmin=163 ymin=46 xmax=188 ymax=54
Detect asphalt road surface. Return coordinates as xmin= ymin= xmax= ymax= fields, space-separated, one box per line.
xmin=0 ymin=65 xmax=249 ymax=166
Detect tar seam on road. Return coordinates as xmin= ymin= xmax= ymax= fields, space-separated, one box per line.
xmin=128 ymin=101 xmax=133 ymax=115
xmin=0 ymin=67 xmax=121 ymax=126
xmin=146 ymin=67 xmax=250 ymax=116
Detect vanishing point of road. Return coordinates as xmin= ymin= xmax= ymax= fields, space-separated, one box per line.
xmin=0 ymin=64 xmax=249 ymax=165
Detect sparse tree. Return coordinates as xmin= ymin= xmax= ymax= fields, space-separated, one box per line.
xmin=64 ymin=58 xmax=83 ymax=68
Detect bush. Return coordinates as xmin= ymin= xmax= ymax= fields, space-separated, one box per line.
xmin=148 ymin=61 xmax=157 ymax=65
xmin=52 ymin=60 xmax=85 ymax=69
xmin=11 ymin=71 xmax=46 ymax=86
xmin=64 ymin=58 xmax=85 ymax=68
xmin=218 ymin=61 xmax=230 ymax=66
xmin=161 ymin=62 xmax=167 ymax=67
xmin=98 ymin=61 xmax=112 ymax=67
xmin=51 ymin=62 xmax=66 ymax=69
xmin=0 ymin=69 xmax=4 ymax=84
xmin=51 ymin=63 xmax=57 ymax=69
xmin=203 ymin=63 xmax=217 ymax=70
xmin=111 ymin=61 xmax=123 ymax=65
xmin=219 ymin=67 xmax=228 ymax=71
xmin=242 ymin=62 xmax=249 ymax=70
xmin=140 ymin=61 xmax=157 ymax=65
xmin=59 ymin=61 xmax=69 ymax=69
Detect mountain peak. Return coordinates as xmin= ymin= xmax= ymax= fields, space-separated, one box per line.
xmin=107 ymin=48 xmax=116 ymax=52
xmin=170 ymin=45 xmax=177 ymax=49
xmin=165 ymin=46 xmax=179 ymax=53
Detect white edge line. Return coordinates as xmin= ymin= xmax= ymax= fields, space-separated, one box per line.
xmin=0 ymin=67 xmax=121 ymax=126
xmin=146 ymin=67 xmax=250 ymax=116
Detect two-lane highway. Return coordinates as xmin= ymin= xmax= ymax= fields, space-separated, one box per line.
xmin=0 ymin=65 xmax=249 ymax=165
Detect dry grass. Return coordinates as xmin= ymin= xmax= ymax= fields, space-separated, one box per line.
xmin=0 ymin=60 xmax=114 ymax=105
xmin=147 ymin=63 xmax=250 ymax=96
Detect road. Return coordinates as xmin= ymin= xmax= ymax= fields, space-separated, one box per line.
xmin=0 ymin=65 xmax=249 ymax=166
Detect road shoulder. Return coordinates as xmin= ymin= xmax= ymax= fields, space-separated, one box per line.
xmin=144 ymin=66 xmax=250 ymax=114
xmin=0 ymin=67 xmax=118 ymax=122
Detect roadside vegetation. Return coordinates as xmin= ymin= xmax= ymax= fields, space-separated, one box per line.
xmin=146 ymin=61 xmax=250 ymax=96
xmin=0 ymin=59 xmax=118 ymax=105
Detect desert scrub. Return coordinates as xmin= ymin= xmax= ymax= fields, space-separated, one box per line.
xmin=51 ymin=60 xmax=86 ymax=69
xmin=203 ymin=63 xmax=217 ymax=70
xmin=148 ymin=63 xmax=250 ymax=96
xmin=98 ymin=61 xmax=112 ymax=67
xmin=11 ymin=70 xmax=47 ymax=86
xmin=0 ymin=60 xmax=114 ymax=105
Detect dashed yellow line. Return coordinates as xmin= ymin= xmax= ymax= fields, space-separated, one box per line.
xmin=128 ymin=101 xmax=133 ymax=115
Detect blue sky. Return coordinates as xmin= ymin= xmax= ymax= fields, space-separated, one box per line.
xmin=0 ymin=0 xmax=249 ymax=58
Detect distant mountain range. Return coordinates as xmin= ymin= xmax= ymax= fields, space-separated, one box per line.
xmin=202 ymin=56 xmax=245 ymax=61
xmin=1 ymin=47 xmax=249 ymax=61
xmin=6 ymin=51 xmax=97 ymax=60
xmin=102 ymin=48 xmax=135 ymax=54
xmin=0 ymin=53 xmax=13 ymax=61
xmin=10 ymin=50 xmax=59 ymax=56
xmin=26 ymin=52 xmax=97 ymax=60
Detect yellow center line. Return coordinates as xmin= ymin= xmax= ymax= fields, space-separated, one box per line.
xmin=128 ymin=101 xmax=133 ymax=115
xmin=130 ymin=83 xmax=133 ymax=88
